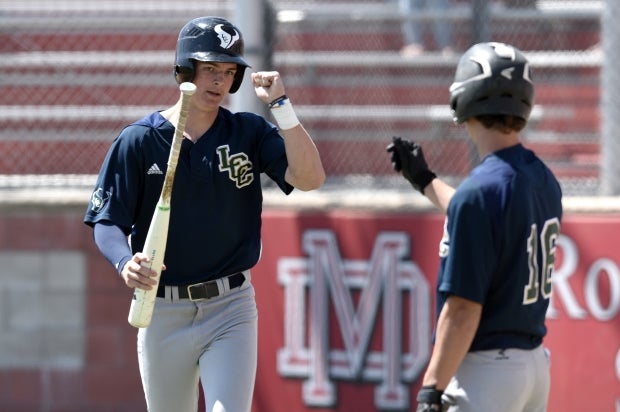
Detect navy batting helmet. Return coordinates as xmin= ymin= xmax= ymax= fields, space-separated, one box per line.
xmin=449 ymin=42 xmax=534 ymax=124
xmin=175 ymin=16 xmax=250 ymax=93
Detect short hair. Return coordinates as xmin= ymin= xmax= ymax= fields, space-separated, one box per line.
xmin=475 ymin=114 xmax=527 ymax=133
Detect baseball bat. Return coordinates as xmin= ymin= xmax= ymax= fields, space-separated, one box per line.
xmin=127 ymin=81 xmax=196 ymax=328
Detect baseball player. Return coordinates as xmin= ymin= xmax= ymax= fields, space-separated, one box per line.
xmin=84 ymin=16 xmax=325 ymax=412
xmin=387 ymin=42 xmax=562 ymax=411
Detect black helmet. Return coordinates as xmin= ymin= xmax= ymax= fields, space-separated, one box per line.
xmin=449 ymin=42 xmax=534 ymax=124
xmin=174 ymin=16 xmax=250 ymax=93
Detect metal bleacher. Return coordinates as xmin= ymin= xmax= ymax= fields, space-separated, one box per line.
xmin=0 ymin=0 xmax=603 ymax=193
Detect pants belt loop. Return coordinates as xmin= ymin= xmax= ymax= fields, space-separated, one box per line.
xmin=217 ymin=277 xmax=230 ymax=294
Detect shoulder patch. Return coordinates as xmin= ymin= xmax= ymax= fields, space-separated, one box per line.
xmin=90 ymin=187 xmax=112 ymax=213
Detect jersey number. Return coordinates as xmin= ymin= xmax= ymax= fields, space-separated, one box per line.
xmin=523 ymin=218 xmax=560 ymax=305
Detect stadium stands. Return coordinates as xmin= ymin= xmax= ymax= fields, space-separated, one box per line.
xmin=0 ymin=0 xmax=602 ymax=190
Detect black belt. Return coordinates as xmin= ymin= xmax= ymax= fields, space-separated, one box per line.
xmin=156 ymin=272 xmax=246 ymax=301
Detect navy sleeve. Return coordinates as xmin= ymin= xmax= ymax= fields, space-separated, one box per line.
xmin=93 ymin=221 xmax=133 ymax=275
xmin=438 ymin=181 xmax=498 ymax=304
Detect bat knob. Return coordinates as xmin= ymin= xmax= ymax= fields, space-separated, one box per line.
xmin=180 ymin=82 xmax=197 ymax=96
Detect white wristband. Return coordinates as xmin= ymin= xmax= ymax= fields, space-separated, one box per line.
xmin=270 ymin=98 xmax=300 ymax=130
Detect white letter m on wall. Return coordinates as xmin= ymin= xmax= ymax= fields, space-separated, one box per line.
xmin=277 ymin=230 xmax=432 ymax=410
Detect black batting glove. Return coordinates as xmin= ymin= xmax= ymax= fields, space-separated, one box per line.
xmin=386 ymin=136 xmax=437 ymax=194
xmin=416 ymin=385 xmax=445 ymax=412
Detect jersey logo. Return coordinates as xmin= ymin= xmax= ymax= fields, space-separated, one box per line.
xmin=216 ymin=145 xmax=254 ymax=188
xmin=278 ymin=230 xmax=431 ymax=410
xmin=214 ymin=24 xmax=240 ymax=49
xmin=147 ymin=163 xmax=163 ymax=175
xmin=90 ymin=187 xmax=111 ymax=213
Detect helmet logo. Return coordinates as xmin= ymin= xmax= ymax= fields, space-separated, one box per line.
xmin=214 ymin=24 xmax=240 ymax=49
xmin=501 ymin=67 xmax=515 ymax=80
xmin=490 ymin=42 xmax=516 ymax=60
xmin=449 ymin=55 xmax=492 ymax=94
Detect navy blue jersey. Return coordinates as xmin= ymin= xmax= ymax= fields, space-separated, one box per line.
xmin=84 ymin=107 xmax=293 ymax=285
xmin=436 ymin=144 xmax=562 ymax=351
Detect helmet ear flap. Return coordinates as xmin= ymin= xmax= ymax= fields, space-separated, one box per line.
xmin=174 ymin=65 xmax=194 ymax=84
xmin=229 ymin=66 xmax=246 ymax=94
xmin=450 ymin=96 xmax=459 ymax=123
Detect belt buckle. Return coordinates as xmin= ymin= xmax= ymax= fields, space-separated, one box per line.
xmin=187 ymin=280 xmax=221 ymax=301
xmin=187 ymin=282 xmax=206 ymax=301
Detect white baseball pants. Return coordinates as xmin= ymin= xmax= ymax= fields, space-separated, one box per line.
xmin=444 ymin=345 xmax=551 ymax=412
xmin=137 ymin=279 xmax=258 ymax=412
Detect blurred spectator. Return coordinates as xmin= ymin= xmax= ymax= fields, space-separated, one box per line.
xmin=399 ymin=0 xmax=454 ymax=57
